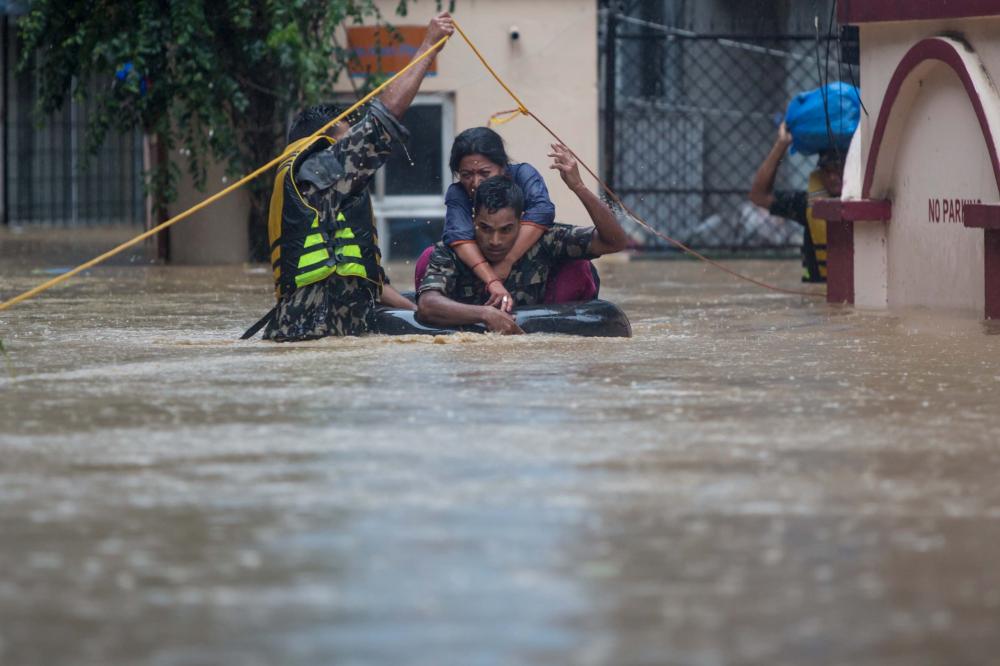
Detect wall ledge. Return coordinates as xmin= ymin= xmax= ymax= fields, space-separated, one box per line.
xmin=963 ymin=203 xmax=1000 ymax=229
xmin=812 ymin=198 xmax=892 ymax=223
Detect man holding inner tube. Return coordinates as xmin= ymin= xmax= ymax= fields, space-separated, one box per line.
xmin=416 ymin=144 xmax=628 ymax=334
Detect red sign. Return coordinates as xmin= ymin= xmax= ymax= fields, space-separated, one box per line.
xmin=346 ymin=26 xmax=435 ymax=77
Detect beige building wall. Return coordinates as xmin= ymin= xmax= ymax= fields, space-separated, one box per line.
xmin=168 ymin=0 xmax=598 ymax=264
xmin=168 ymin=159 xmax=250 ymax=265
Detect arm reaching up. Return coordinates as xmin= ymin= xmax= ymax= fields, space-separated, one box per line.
xmin=379 ymin=13 xmax=454 ymax=119
xmin=750 ymin=122 xmax=793 ymax=209
xmin=548 ymin=143 xmax=627 ymax=255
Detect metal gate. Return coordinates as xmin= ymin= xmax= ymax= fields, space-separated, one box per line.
xmin=2 ymin=15 xmax=145 ymax=227
xmin=601 ymin=3 xmax=856 ymax=252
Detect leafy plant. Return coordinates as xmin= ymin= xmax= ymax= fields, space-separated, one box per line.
xmin=19 ymin=0 xmax=449 ymax=259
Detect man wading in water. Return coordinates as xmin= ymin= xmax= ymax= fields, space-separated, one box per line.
xmin=415 ymin=144 xmax=629 ymax=333
xmin=244 ymin=12 xmax=454 ymax=342
xmin=749 ymin=121 xmax=845 ymax=284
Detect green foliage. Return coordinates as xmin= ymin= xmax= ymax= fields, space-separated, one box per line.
xmin=18 ymin=0 xmax=450 ymax=256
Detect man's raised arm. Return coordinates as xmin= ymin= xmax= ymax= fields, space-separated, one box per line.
xmin=750 ymin=122 xmax=793 ymax=209
xmin=379 ymin=13 xmax=454 ymax=119
xmin=548 ymin=143 xmax=627 ymax=255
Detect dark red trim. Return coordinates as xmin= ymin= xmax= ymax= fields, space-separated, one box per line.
xmin=985 ymin=230 xmax=1000 ymax=319
xmin=840 ymin=0 xmax=1000 ymax=24
xmin=863 ymin=38 xmax=1000 ymax=200
xmin=963 ymin=203 xmax=1000 ymax=229
xmin=825 ymin=221 xmax=855 ymax=304
xmin=811 ymin=198 xmax=893 ymax=222
xmin=965 ymin=205 xmax=1000 ymax=317
xmin=812 ymin=199 xmax=890 ymax=305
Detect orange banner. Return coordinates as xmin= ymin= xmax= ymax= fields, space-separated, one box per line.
xmin=346 ymin=26 xmax=435 ymax=77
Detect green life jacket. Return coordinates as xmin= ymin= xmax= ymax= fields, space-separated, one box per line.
xmin=267 ymin=135 xmax=382 ymax=299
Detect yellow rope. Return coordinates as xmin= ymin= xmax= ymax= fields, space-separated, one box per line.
xmin=1 ymin=20 xmax=823 ymax=313
xmin=488 ymin=107 xmax=524 ymax=127
xmin=451 ymin=20 xmax=824 ymax=300
xmin=452 ymin=22 xmax=528 ymax=115
xmin=0 ymin=34 xmax=450 ymax=314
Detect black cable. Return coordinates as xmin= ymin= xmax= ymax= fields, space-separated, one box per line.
xmin=833 ymin=0 xmax=866 ymax=157
xmin=835 ymin=19 xmax=849 ymax=165
xmin=823 ymin=0 xmax=839 ymax=161
xmin=815 ymin=8 xmax=835 ymax=161
xmin=842 ymin=17 xmax=869 ymax=117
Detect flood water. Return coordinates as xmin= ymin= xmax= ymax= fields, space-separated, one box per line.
xmin=3 ymin=227 xmax=1000 ymax=665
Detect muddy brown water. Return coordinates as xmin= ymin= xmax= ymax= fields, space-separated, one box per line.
xmin=2 ymin=227 xmax=1000 ymax=665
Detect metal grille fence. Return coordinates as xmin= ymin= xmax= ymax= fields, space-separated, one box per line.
xmin=2 ymin=16 xmax=145 ymax=227
xmin=602 ymin=10 xmax=856 ymax=252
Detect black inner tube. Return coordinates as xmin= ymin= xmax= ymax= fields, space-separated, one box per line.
xmin=375 ymin=299 xmax=632 ymax=338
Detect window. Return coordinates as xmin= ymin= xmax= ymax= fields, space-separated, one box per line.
xmin=372 ymin=94 xmax=453 ymax=260
xmin=384 ymin=103 xmax=444 ymax=196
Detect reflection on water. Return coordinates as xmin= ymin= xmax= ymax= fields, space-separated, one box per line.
xmin=2 ymin=232 xmax=1000 ymax=665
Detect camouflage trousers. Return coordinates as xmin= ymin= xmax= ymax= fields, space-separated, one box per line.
xmin=263 ymin=276 xmax=378 ymax=342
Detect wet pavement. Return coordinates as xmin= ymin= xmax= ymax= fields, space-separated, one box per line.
xmin=2 ymin=227 xmax=1000 ymax=665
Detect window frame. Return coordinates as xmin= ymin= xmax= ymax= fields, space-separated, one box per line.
xmin=372 ymin=93 xmax=453 ymax=260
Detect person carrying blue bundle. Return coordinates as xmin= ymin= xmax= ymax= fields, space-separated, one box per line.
xmin=784 ymin=82 xmax=860 ymax=157
xmin=749 ymin=82 xmax=860 ymax=284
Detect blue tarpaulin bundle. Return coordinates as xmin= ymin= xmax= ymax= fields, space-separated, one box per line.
xmin=784 ymin=82 xmax=860 ymax=155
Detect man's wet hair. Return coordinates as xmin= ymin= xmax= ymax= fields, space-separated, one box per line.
xmin=817 ymin=149 xmax=844 ymax=171
xmin=473 ymin=176 xmax=524 ymax=220
xmin=287 ymin=103 xmax=348 ymax=143
xmin=450 ymin=127 xmax=509 ymax=173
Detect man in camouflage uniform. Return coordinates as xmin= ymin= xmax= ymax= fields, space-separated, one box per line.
xmin=418 ymin=223 xmax=598 ymax=308
xmin=267 ymin=259 xmax=388 ymax=340
xmin=416 ymin=144 xmax=629 ymax=334
xmin=264 ymin=101 xmax=410 ymax=341
xmin=262 ymin=12 xmax=454 ymax=342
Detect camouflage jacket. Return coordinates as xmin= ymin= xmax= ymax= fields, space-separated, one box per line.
xmin=297 ymin=99 xmax=407 ymax=212
xmin=262 ymin=100 xmax=406 ymax=341
xmin=296 ymin=99 xmax=407 ymax=289
xmin=417 ymin=224 xmax=597 ymax=306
